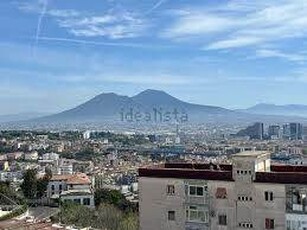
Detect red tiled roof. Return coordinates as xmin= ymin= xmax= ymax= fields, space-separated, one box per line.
xmin=50 ymin=173 xmax=90 ymax=185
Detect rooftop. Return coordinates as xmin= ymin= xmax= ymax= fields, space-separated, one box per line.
xmin=139 ymin=163 xmax=307 ymax=185
xmin=50 ymin=173 xmax=91 ymax=185
xmin=232 ymin=151 xmax=270 ymax=158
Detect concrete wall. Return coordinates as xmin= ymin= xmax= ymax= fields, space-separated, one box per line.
xmin=209 ymin=181 xmax=236 ymax=230
xmin=47 ymin=180 xmax=67 ymax=198
xmin=139 ymin=177 xmax=186 ymax=230
xmin=255 ymin=183 xmax=286 ymax=230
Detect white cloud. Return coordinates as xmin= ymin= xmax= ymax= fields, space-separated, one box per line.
xmin=207 ymin=37 xmax=263 ymax=50
xmin=17 ymin=2 xmax=147 ymax=39
xmin=163 ymin=0 xmax=307 ymax=50
xmin=57 ymin=10 xmax=147 ymax=39
xmin=58 ymin=72 xmax=191 ymax=86
xmin=255 ymin=49 xmax=306 ymax=62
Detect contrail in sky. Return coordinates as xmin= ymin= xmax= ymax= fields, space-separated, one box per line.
xmin=35 ymin=0 xmax=48 ymax=46
xmin=37 ymin=36 xmax=176 ymax=49
xmin=145 ymin=0 xmax=167 ymax=15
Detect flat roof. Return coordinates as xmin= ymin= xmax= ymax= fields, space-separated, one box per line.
xmin=139 ymin=163 xmax=307 ymax=185
xmin=232 ymin=151 xmax=270 ymax=158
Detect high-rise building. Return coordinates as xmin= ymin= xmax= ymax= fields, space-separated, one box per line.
xmin=139 ymin=151 xmax=307 ymax=230
xmin=268 ymin=125 xmax=281 ymax=139
xmin=236 ymin=122 xmax=264 ymax=140
xmin=283 ymin=123 xmax=303 ymax=140
xmin=303 ymin=125 xmax=307 ymax=141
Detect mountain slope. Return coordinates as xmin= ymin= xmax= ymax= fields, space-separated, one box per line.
xmin=36 ymin=93 xmax=142 ymax=122
xmin=32 ymin=89 xmax=236 ymax=123
xmin=0 ymin=112 xmax=50 ymax=123
xmin=239 ymin=103 xmax=307 ymax=118
xmin=26 ymin=90 xmax=307 ymax=124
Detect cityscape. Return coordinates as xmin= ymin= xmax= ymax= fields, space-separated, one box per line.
xmin=1 ymin=0 xmax=307 ymax=230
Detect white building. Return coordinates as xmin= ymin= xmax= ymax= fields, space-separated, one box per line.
xmin=47 ymin=173 xmax=95 ymax=207
xmin=83 ymin=131 xmax=91 ymax=140
xmin=24 ymin=151 xmax=38 ymax=161
xmin=42 ymin=152 xmax=59 ymax=161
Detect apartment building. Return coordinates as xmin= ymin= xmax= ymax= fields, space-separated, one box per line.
xmin=139 ymin=151 xmax=307 ymax=230
xmin=47 ymin=173 xmax=95 ymax=207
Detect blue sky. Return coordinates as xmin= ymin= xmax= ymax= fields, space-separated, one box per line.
xmin=1 ymin=0 xmax=307 ymax=115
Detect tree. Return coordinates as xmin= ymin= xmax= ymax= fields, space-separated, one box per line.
xmin=20 ymin=169 xmax=38 ymax=199
xmin=56 ymin=201 xmax=138 ymax=230
xmin=119 ymin=213 xmax=139 ymax=230
xmin=37 ymin=168 xmax=52 ymax=198
xmin=0 ymin=181 xmax=24 ymax=205
xmin=95 ymin=189 xmax=138 ymax=213
xmin=20 ymin=168 xmax=51 ymax=199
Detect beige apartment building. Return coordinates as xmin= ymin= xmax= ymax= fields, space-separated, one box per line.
xmin=139 ymin=151 xmax=307 ymax=230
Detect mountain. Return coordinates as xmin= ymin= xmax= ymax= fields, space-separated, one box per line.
xmin=15 ymin=90 xmax=307 ymax=125
xmin=0 ymin=112 xmax=50 ymax=123
xmin=239 ymin=103 xmax=307 ymax=118
xmin=35 ymin=93 xmax=141 ymax=123
xmin=29 ymin=89 xmax=237 ymax=124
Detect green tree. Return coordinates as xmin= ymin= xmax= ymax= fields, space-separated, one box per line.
xmin=0 ymin=181 xmax=24 ymax=205
xmin=95 ymin=189 xmax=138 ymax=213
xmin=119 ymin=213 xmax=139 ymax=230
xmin=20 ymin=169 xmax=38 ymax=199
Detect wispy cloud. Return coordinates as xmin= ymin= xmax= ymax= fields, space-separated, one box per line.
xmin=255 ymin=49 xmax=306 ymax=62
xmin=18 ymin=2 xmax=148 ymax=39
xmin=163 ymin=0 xmax=307 ymax=50
xmin=62 ymin=73 xmax=190 ymax=86
xmin=58 ymin=10 xmax=147 ymax=39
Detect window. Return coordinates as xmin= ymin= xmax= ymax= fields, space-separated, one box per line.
xmin=265 ymin=191 xmax=274 ymax=201
xmin=218 ymin=214 xmax=227 ymax=225
xmin=186 ymin=206 xmax=208 ymax=223
xmin=59 ymin=184 xmax=62 ymax=191
xmin=73 ymin=199 xmax=81 ymax=204
xmin=238 ymin=196 xmax=252 ymax=201
xmin=51 ymin=185 xmax=55 ymax=190
xmin=197 ymin=187 xmax=204 ymax=196
xmin=167 ymin=185 xmax=175 ymax=195
xmin=168 ymin=211 xmax=175 ymax=221
xmin=239 ymin=223 xmax=253 ymax=228
xmin=189 ymin=186 xmax=205 ymax=196
xmin=83 ymin=198 xmax=90 ymax=205
xmin=265 ymin=218 xmax=275 ymax=229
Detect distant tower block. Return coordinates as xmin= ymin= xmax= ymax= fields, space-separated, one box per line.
xmin=83 ymin=130 xmax=91 ymax=140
